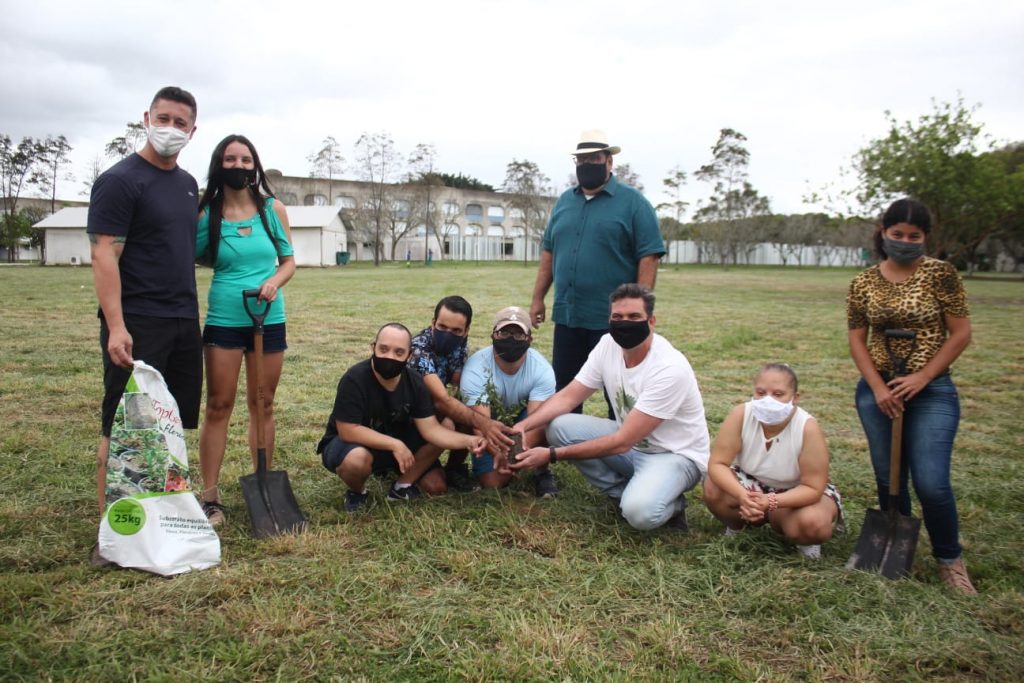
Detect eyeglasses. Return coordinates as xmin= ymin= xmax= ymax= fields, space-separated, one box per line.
xmin=494 ymin=329 xmax=530 ymax=342
xmin=573 ymin=152 xmax=607 ymax=166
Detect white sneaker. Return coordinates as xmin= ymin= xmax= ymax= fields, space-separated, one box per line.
xmin=723 ymin=525 xmax=744 ymax=537
xmin=796 ymin=544 xmax=821 ymax=559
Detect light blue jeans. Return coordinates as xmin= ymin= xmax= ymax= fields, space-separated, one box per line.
xmin=546 ymin=414 xmax=703 ymax=530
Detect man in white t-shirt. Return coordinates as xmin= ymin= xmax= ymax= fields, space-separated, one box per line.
xmin=511 ymin=283 xmax=709 ymax=530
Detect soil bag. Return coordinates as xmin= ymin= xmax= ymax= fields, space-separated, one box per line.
xmin=97 ymin=361 xmax=220 ymax=576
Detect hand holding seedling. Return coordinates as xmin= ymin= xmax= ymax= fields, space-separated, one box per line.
xmin=478 ymin=418 xmax=513 ymax=456
xmin=509 ymin=446 xmax=551 ymax=471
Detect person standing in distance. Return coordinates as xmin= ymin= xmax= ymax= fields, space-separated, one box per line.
xmin=87 ymin=86 xmax=202 ymax=522
xmin=529 ymin=130 xmax=665 ymax=413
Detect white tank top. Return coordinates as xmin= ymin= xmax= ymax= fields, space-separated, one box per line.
xmin=735 ymin=403 xmax=812 ymax=489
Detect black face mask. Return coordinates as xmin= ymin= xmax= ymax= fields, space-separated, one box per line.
xmin=609 ymin=320 xmax=650 ymax=349
xmin=432 ymin=328 xmax=465 ymax=356
xmin=493 ymin=337 xmax=530 ymax=363
xmin=576 ymin=162 xmax=608 ymax=191
xmin=372 ymin=355 xmax=404 ymax=380
xmin=222 ymin=167 xmax=255 ymax=191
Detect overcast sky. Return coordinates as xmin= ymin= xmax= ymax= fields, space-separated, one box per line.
xmin=2 ymin=0 xmax=1021 ymax=215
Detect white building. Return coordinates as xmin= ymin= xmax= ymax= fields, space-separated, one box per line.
xmin=33 ymin=207 xmax=90 ymax=265
xmin=33 ymin=205 xmax=349 ymax=267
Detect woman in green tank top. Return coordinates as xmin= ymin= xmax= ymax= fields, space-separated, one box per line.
xmin=194 ymin=135 xmax=295 ymax=527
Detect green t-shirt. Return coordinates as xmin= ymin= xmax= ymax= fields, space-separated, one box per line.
xmin=542 ymin=175 xmax=664 ymax=329
xmin=196 ymin=198 xmax=293 ymax=327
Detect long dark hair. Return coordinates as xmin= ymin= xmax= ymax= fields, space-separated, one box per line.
xmin=197 ymin=134 xmax=281 ymax=265
xmin=872 ymin=198 xmax=932 ymax=260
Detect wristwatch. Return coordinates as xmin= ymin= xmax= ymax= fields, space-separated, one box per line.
xmin=549 ymin=446 xmax=558 ymax=463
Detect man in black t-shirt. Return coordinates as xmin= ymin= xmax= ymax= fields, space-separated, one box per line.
xmin=318 ymin=323 xmax=485 ymax=512
xmin=87 ymin=86 xmax=202 ymax=520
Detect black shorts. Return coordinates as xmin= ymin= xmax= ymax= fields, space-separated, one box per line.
xmin=203 ymin=322 xmax=287 ymax=353
xmin=320 ymin=434 xmax=433 ymax=476
xmin=100 ymin=313 xmax=203 ymax=437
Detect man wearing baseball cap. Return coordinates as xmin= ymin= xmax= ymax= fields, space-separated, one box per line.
xmin=459 ymin=306 xmax=558 ymax=497
xmin=529 ymin=129 xmax=665 ymax=414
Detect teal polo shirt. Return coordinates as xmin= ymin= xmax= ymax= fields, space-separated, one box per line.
xmin=541 ymin=174 xmax=664 ymax=330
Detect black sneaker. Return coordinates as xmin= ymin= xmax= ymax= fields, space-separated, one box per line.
xmin=445 ymin=464 xmax=480 ymax=493
xmin=387 ymin=483 xmax=422 ymax=502
xmin=534 ymin=469 xmax=558 ymax=498
xmin=345 ymin=489 xmax=369 ymax=513
xmin=665 ymin=507 xmax=688 ymax=533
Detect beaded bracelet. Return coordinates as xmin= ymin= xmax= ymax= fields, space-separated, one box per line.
xmin=767 ymin=491 xmax=778 ymax=514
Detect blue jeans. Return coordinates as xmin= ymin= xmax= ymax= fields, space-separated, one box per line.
xmin=546 ymin=414 xmax=702 ymax=531
xmin=552 ymin=324 xmax=612 ymax=416
xmin=855 ymin=375 xmax=963 ymax=560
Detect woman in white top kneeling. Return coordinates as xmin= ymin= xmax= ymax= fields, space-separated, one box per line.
xmin=703 ymin=363 xmax=843 ymax=558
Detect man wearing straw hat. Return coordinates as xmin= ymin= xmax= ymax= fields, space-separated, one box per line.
xmin=529 ymin=129 xmax=664 ymax=413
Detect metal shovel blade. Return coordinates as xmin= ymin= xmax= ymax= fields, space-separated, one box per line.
xmin=239 ymin=468 xmax=307 ymax=539
xmin=845 ymin=507 xmax=921 ymax=579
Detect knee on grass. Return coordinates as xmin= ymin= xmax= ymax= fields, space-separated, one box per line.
xmin=418 ymin=469 xmax=448 ymax=496
xmin=620 ymin=495 xmax=673 ymax=531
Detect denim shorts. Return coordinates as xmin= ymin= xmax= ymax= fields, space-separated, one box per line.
xmin=203 ymin=323 xmax=287 ymax=353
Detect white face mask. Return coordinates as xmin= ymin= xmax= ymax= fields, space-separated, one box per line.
xmin=750 ymin=395 xmax=794 ymax=425
xmin=147 ymin=125 xmax=190 ymax=158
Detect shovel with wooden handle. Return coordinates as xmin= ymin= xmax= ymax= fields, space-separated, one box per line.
xmin=238 ymin=289 xmax=307 ymax=539
xmin=846 ymin=329 xmax=922 ymax=579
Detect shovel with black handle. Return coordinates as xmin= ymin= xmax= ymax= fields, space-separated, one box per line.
xmin=238 ymin=289 xmax=307 ymax=539
xmin=846 ymin=329 xmax=922 ymax=579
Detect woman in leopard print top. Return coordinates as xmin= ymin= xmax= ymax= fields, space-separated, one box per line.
xmin=846 ymin=198 xmax=976 ymax=594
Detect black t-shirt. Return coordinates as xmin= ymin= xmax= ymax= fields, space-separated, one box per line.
xmin=86 ymin=153 xmax=200 ymax=319
xmin=317 ymin=359 xmax=435 ymax=453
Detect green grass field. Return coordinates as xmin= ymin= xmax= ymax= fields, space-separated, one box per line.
xmin=1 ymin=262 xmax=1022 ymax=682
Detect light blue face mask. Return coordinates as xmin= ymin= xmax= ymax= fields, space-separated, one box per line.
xmin=883 ymin=237 xmax=925 ymax=264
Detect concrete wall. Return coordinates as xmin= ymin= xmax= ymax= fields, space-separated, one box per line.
xmin=45 ymin=229 xmax=91 ymax=265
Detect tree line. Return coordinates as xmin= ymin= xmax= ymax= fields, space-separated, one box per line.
xmin=5 ymin=98 xmax=1021 ymax=270
xmin=655 ymin=99 xmax=1022 ymax=271
xmin=0 ymin=135 xmax=73 ymax=261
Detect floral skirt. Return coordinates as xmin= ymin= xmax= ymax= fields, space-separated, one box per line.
xmin=731 ymin=465 xmax=846 ymax=533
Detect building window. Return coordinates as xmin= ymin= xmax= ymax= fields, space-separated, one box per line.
xmin=279 ymin=192 xmax=298 ymax=205
xmin=443 ymin=201 xmax=460 ymax=219
xmin=465 ymin=203 xmax=483 ymax=221
xmin=488 ymin=206 xmax=505 ymax=224
xmin=393 ymin=199 xmax=411 ymax=220
xmin=503 ymin=240 xmax=514 ymax=256
xmin=335 ymin=195 xmax=356 ymax=208
xmin=305 ymin=194 xmax=328 ymax=206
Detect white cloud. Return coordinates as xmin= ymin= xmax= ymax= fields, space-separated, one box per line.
xmin=2 ymin=0 xmax=1020 ymax=213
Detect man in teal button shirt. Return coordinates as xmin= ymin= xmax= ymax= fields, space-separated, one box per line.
xmin=529 ymin=129 xmax=665 ymax=412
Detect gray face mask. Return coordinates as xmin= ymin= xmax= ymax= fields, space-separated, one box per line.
xmin=883 ymin=237 xmax=925 ymax=264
